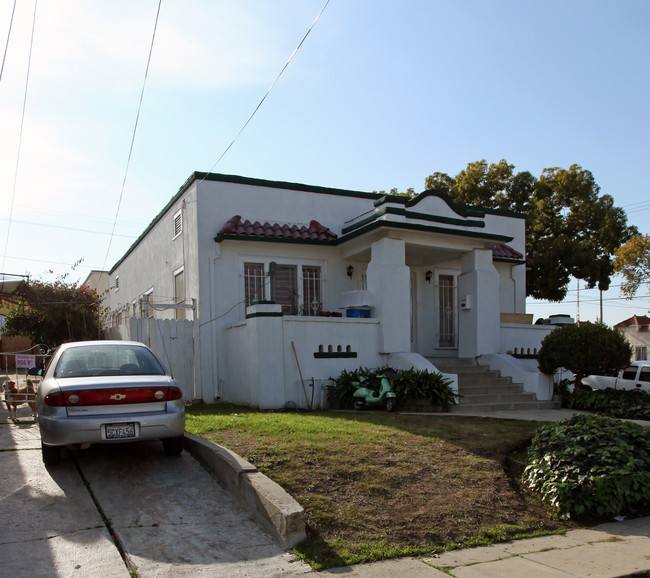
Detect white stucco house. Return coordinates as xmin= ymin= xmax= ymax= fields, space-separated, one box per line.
xmin=102 ymin=172 xmax=555 ymax=408
xmin=615 ymin=315 xmax=650 ymax=361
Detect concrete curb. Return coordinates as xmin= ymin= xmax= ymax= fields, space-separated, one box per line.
xmin=183 ymin=433 xmax=306 ymax=549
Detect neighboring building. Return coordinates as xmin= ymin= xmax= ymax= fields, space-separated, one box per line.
xmin=615 ymin=315 xmax=650 ymax=361
xmin=101 ymin=172 xmax=554 ymax=408
xmin=83 ymin=270 xmax=110 ymax=297
xmin=0 ymin=273 xmax=37 ymax=371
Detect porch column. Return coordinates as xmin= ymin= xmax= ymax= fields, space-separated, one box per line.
xmin=458 ymin=249 xmax=500 ymax=358
xmin=365 ymin=237 xmax=411 ymax=353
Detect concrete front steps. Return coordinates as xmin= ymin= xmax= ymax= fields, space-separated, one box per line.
xmin=430 ymin=357 xmax=560 ymax=413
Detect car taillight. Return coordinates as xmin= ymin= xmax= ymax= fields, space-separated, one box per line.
xmin=168 ymin=386 xmax=183 ymax=400
xmin=56 ymin=387 xmax=182 ymax=406
xmin=44 ymin=392 xmax=66 ymax=406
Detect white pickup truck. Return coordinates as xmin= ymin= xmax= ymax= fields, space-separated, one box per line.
xmin=582 ymin=361 xmax=650 ymax=392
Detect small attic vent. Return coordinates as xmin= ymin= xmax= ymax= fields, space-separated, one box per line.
xmin=173 ymin=210 xmax=182 ymax=238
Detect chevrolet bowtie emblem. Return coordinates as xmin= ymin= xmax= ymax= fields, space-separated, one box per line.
xmin=110 ymin=393 xmax=127 ymax=401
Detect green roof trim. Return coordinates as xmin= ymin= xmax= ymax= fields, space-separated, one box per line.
xmin=341 ymin=205 xmax=486 ymax=236
xmin=190 ymin=172 xmax=378 ymax=200
xmin=110 ymin=172 xmax=378 ymax=273
xmin=407 ymin=190 xmax=487 ymax=217
xmin=214 ymin=233 xmax=337 ymax=245
xmin=110 ymin=172 xmax=524 ymax=273
xmin=339 ymin=219 xmax=514 ymax=244
xmin=493 ymin=257 xmax=526 ymax=265
xmin=374 ymin=189 xmax=489 ymax=219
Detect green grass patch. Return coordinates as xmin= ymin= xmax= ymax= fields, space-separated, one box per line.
xmin=186 ymin=403 xmax=570 ymax=569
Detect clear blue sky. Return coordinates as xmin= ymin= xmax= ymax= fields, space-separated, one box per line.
xmin=1 ymin=0 xmax=648 ymax=325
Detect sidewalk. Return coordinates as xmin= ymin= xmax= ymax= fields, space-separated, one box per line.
xmin=320 ymin=516 xmax=650 ymax=576
xmin=423 ymin=407 xmax=650 ymax=427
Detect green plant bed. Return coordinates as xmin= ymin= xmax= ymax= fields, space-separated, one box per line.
xmin=330 ymin=366 xmax=458 ymax=411
xmin=567 ymin=388 xmax=650 ymax=421
xmin=522 ymin=413 xmax=650 ymax=519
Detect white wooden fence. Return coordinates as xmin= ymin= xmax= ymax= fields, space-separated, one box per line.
xmin=128 ymin=316 xmax=198 ymax=401
xmin=107 ymin=300 xmax=200 ymax=402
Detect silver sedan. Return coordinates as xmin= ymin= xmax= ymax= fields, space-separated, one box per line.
xmin=35 ymin=340 xmax=185 ymax=465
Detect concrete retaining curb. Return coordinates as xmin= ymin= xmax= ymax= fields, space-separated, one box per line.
xmin=183 ymin=433 xmax=306 ymax=549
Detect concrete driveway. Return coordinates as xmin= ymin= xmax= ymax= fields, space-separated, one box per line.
xmin=0 ymin=406 xmax=312 ymax=577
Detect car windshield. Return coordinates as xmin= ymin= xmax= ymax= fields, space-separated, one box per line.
xmin=54 ymin=344 xmax=166 ymax=378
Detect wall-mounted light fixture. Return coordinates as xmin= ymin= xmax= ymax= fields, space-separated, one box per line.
xmin=425 ymin=270 xmax=433 ymax=283
xmin=346 ymin=265 xmax=354 ymax=278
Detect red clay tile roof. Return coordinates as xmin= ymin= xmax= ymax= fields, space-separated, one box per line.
xmin=217 ymin=220 xmax=530 ymax=262
xmin=217 ymin=215 xmax=338 ymax=242
xmin=614 ymin=315 xmax=650 ymax=328
xmin=491 ymin=243 xmax=522 ymax=260
xmin=490 ymin=243 xmax=526 ymax=261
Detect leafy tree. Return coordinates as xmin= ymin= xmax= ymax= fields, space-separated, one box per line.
xmin=373 ymin=186 xmax=415 ymax=197
xmin=537 ymin=322 xmax=631 ymax=389
xmin=424 ymin=160 xmax=637 ymax=301
xmin=613 ymin=234 xmax=650 ymax=298
xmin=1 ymin=278 xmax=103 ymax=348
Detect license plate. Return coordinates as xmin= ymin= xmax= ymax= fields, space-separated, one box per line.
xmin=105 ymin=423 xmax=136 ymax=439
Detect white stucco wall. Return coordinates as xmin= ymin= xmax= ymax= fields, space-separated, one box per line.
xmin=495 ymin=262 xmax=527 ymax=315
xmin=620 ymin=326 xmax=650 ymax=361
xmin=108 ymin=188 xmax=199 ymax=320
xmin=105 ymin=174 xmax=533 ymax=405
xmin=483 ymin=211 xmax=526 ymax=255
xmin=500 ymin=323 xmax=553 ymax=356
xmin=222 ymin=312 xmax=382 ymax=409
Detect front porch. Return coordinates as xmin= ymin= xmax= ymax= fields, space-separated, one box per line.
xmin=216 ymin=300 xmax=554 ymax=410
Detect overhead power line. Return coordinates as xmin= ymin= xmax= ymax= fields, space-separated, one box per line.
xmin=0 ymin=217 xmax=138 ymax=238
xmin=102 ymin=0 xmax=162 ymax=273
xmin=0 ymin=0 xmax=17 ymax=84
xmin=2 ymin=0 xmax=37 ymax=274
xmin=622 ymin=199 xmax=650 ymax=218
xmin=200 ymin=0 xmax=331 ymax=180
xmin=2 ymin=254 xmax=97 ymax=270
xmin=623 ymin=200 xmax=650 ymax=210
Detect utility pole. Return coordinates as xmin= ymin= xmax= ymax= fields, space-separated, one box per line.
xmin=600 ymin=289 xmax=603 ymax=323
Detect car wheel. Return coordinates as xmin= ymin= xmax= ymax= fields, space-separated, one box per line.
xmin=162 ymin=435 xmax=184 ymax=456
xmin=41 ymin=442 xmax=61 ymax=466
xmin=386 ymin=398 xmax=397 ymax=412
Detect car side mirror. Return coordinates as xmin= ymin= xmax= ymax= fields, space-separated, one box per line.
xmin=27 ymin=367 xmax=44 ymax=377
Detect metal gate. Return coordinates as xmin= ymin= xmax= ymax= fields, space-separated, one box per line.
xmin=1 ymin=345 xmax=51 ymax=422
